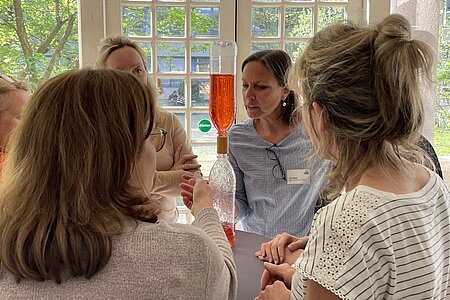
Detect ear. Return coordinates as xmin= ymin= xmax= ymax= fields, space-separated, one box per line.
xmin=311 ymin=102 xmax=325 ymax=133
xmin=281 ymin=86 xmax=290 ymax=101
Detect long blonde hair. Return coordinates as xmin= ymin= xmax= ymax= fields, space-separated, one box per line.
xmin=289 ymin=14 xmax=435 ymax=199
xmin=0 ymin=69 xmax=159 ymax=283
xmin=0 ymin=74 xmax=28 ymax=111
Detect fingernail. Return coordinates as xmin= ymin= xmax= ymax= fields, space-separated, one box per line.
xmin=274 ymin=260 xmax=278 ymax=264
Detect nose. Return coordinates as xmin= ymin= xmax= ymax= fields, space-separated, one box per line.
xmin=244 ymin=86 xmax=255 ymax=100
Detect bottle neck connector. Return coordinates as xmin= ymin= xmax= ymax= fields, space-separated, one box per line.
xmin=217 ymin=135 xmax=228 ymax=154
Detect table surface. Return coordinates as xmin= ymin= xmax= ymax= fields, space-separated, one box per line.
xmin=233 ymin=230 xmax=270 ymax=300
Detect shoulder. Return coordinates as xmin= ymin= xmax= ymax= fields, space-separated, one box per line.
xmin=156 ymin=110 xmax=182 ymax=127
xmin=119 ymin=221 xmax=213 ymax=256
xmin=229 ymin=119 xmax=254 ymax=140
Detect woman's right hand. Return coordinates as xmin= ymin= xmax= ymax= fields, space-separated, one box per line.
xmin=179 ymin=172 xmax=213 ymax=216
xmin=255 ymin=233 xmax=309 ymax=265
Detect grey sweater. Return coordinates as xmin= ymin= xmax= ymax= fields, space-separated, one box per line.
xmin=0 ymin=208 xmax=237 ymax=299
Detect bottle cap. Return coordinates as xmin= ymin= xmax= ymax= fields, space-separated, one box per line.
xmin=217 ymin=135 xmax=228 ymax=154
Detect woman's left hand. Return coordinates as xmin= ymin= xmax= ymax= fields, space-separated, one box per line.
xmin=171 ymin=144 xmax=201 ymax=171
xmin=254 ymin=281 xmax=290 ymax=300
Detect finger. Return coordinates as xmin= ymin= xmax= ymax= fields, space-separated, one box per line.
xmin=260 ymin=269 xmax=272 ymax=290
xmin=173 ymin=144 xmax=183 ymax=164
xmin=182 ymin=163 xmax=202 ymax=170
xmin=268 ymin=234 xmax=282 ymax=264
xmin=258 ymin=241 xmax=270 ymax=259
xmin=182 ymin=196 xmax=192 ymax=209
xmin=181 ymin=173 xmax=193 ymax=181
xmin=180 ymin=154 xmax=198 ymax=161
xmin=179 ymin=183 xmax=193 ymax=194
xmin=193 ymin=171 xmax=203 ymax=181
xmin=277 ymin=233 xmax=293 ymax=263
xmin=288 ymin=236 xmax=309 ymax=251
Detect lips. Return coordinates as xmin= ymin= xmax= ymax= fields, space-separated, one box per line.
xmin=246 ymin=105 xmax=259 ymax=113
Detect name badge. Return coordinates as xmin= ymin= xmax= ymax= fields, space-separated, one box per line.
xmin=287 ymin=169 xmax=311 ymax=185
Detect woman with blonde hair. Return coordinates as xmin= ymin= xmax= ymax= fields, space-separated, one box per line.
xmin=254 ymin=14 xmax=450 ymax=300
xmin=0 ymin=69 xmax=236 ymax=299
xmin=0 ymin=74 xmax=28 ymax=168
xmin=96 ymin=36 xmax=200 ymax=223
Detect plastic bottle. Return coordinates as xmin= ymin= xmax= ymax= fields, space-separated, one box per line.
xmin=208 ymin=41 xmax=237 ymax=247
xmin=209 ymin=136 xmax=236 ymax=247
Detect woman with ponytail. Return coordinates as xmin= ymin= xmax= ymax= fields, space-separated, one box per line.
xmin=255 ymin=14 xmax=450 ymax=300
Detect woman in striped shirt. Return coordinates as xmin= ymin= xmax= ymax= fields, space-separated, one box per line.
xmin=254 ymin=14 xmax=450 ymax=300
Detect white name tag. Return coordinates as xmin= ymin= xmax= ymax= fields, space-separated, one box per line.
xmin=287 ymin=169 xmax=311 ymax=185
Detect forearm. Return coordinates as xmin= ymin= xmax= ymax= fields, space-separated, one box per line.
xmin=192 ymin=208 xmax=237 ymax=300
xmin=152 ymin=170 xmax=185 ymax=197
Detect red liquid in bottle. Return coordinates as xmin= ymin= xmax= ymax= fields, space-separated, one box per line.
xmin=222 ymin=222 xmax=235 ymax=247
xmin=209 ymin=74 xmax=236 ymax=136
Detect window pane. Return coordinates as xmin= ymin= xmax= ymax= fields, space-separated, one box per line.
xmin=252 ymin=7 xmax=279 ymax=37
xmin=285 ymin=42 xmax=306 ymax=62
xmin=253 ymin=0 xmax=281 ymax=2
xmin=122 ymin=5 xmax=151 ymax=36
xmin=174 ymin=113 xmax=186 ymax=129
xmin=191 ymin=7 xmax=219 ymax=37
xmin=159 ymin=79 xmax=186 ymax=107
xmin=157 ymin=6 xmax=185 ymax=37
xmin=285 ymin=7 xmax=313 ymax=37
xmin=191 ymin=113 xmax=217 ymax=143
xmin=194 ymin=0 xmax=219 ymax=2
xmin=191 ymin=43 xmax=210 ymax=73
xmin=0 ymin=0 xmax=78 ymax=90
xmin=137 ymin=42 xmax=152 ymax=72
xmin=158 ymin=0 xmax=185 ymax=2
xmin=252 ymin=42 xmax=280 ymax=53
xmin=320 ymin=0 xmax=348 ymax=2
xmin=157 ymin=42 xmax=186 ymax=72
xmin=191 ymin=78 xmax=210 ymax=107
xmin=286 ymin=0 xmax=314 ymax=2
xmin=318 ymin=6 xmax=346 ymax=31
xmin=193 ymin=145 xmax=218 ymax=176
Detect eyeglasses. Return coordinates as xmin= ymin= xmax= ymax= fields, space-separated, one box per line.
xmin=150 ymin=127 xmax=167 ymax=152
xmin=266 ymin=144 xmax=286 ymax=181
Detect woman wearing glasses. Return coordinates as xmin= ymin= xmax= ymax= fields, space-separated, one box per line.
xmin=96 ymin=36 xmax=201 ymax=223
xmin=0 ymin=74 xmax=29 ymax=171
xmin=0 ymin=69 xmax=237 ymax=299
xmin=228 ymin=50 xmax=331 ymax=239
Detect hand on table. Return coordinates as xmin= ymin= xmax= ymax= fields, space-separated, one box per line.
xmin=255 ymin=233 xmax=309 ymax=265
xmin=171 ymin=144 xmax=201 ymax=171
xmin=179 ymin=172 xmax=212 ymax=216
xmin=260 ymin=262 xmax=295 ymax=290
xmin=254 ymin=280 xmax=290 ymax=300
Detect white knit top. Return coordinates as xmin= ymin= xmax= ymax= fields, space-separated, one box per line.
xmin=292 ymin=169 xmax=450 ymax=300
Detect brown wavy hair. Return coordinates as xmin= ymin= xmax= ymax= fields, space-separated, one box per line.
xmin=289 ymin=14 xmax=434 ymax=199
xmin=0 ymin=69 xmax=159 ymax=283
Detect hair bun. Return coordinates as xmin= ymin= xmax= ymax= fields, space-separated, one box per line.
xmin=375 ymin=14 xmax=411 ymax=42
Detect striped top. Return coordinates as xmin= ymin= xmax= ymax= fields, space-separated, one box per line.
xmin=292 ymin=169 xmax=450 ymax=300
xmin=228 ymin=119 xmax=331 ymax=238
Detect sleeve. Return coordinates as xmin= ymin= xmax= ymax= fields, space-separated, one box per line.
xmin=192 ymin=208 xmax=238 ymax=300
xmin=152 ymin=113 xmax=199 ymax=198
xmin=291 ymin=191 xmax=384 ymax=300
xmin=228 ymin=143 xmax=251 ymax=221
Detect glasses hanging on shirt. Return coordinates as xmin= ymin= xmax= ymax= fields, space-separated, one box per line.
xmin=150 ymin=127 xmax=167 ymax=152
xmin=266 ymin=144 xmax=286 ymax=181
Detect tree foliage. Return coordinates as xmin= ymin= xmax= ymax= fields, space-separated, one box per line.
xmin=0 ymin=0 xmax=78 ymax=89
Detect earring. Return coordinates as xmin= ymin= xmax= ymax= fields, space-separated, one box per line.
xmin=282 ymin=100 xmax=287 ymax=107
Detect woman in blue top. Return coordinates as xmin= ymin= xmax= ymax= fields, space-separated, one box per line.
xmin=228 ymin=50 xmax=331 ymax=238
